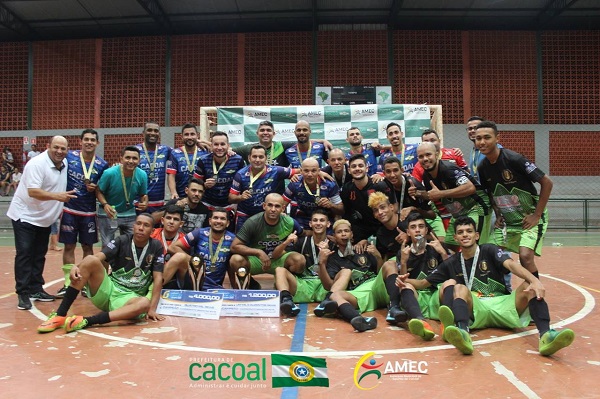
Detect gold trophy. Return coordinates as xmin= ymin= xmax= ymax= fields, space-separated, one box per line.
xmin=235 ymin=267 xmax=251 ymax=290
xmin=188 ymin=254 xmax=205 ymax=291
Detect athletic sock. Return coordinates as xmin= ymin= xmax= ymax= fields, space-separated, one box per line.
xmin=442 ymin=285 xmax=454 ymax=307
xmin=453 ymin=298 xmax=470 ymax=331
xmin=528 ymin=298 xmax=551 ymax=337
xmin=280 ymin=290 xmax=293 ymax=302
xmin=62 ymin=264 xmax=74 ymax=286
xmin=400 ymin=288 xmax=424 ymax=319
xmin=84 ymin=312 xmax=111 ymax=327
xmin=323 ymin=291 xmax=332 ymax=300
xmin=338 ymin=303 xmax=360 ymax=322
xmin=532 ymin=271 xmax=539 ymax=279
xmin=56 ymin=286 xmax=80 ymax=317
xmin=385 ymin=274 xmax=400 ymax=307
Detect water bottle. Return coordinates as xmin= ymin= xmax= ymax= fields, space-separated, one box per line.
xmin=109 ymin=206 xmax=118 ymax=229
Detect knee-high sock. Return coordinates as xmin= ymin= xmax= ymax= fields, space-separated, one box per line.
xmin=62 ymin=264 xmax=74 ymax=286
xmin=400 ymin=289 xmax=423 ymax=319
xmin=56 ymin=286 xmax=80 ymax=317
xmin=442 ymin=285 xmax=454 ymax=307
xmin=528 ymin=298 xmax=551 ymax=337
xmin=385 ymin=274 xmax=400 ymax=307
xmin=453 ymin=298 xmax=470 ymax=331
xmin=338 ymin=303 xmax=360 ymax=322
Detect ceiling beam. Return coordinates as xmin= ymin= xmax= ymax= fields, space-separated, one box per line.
xmin=136 ymin=0 xmax=172 ymax=32
xmin=388 ymin=0 xmax=404 ymax=26
xmin=0 ymin=2 xmax=35 ymax=39
xmin=537 ymin=0 xmax=580 ymax=21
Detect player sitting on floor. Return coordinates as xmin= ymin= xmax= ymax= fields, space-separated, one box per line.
xmin=37 ymin=213 xmax=164 ymax=333
xmin=396 ymin=216 xmax=575 ymax=356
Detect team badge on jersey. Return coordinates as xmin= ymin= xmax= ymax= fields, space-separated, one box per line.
xmin=502 ymin=169 xmax=513 ymax=182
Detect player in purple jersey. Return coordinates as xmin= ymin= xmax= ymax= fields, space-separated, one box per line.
xmin=135 ymin=121 xmax=172 ymax=213
xmin=194 ymin=131 xmax=245 ymax=211
xmin=164 ymin=207 xmax=234 ymax=290
xmin=345 ymin=127 xmax=382 ymax=178
xmin=57 ymin=129 xmax=109 ymax=298
xmin=283 ymin=158 xmax=343 ymax=229
xmin=229 ymin=144 xmax=293 ymax=232
xmin=284 ymin=120 xmax=327 ymax=169
xmin=167 ymin=123 xmax=209 ymax=199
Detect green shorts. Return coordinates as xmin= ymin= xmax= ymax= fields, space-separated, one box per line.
xmin=249 ymin=252 xmax=292 ymax=275
xmin=428 ymin=215 xmax=447 ymax=240
xmin=470 ymin=291 xmax=531 ymax=330
xmin=445 ymin=212 xmax=492 ymax=246
xmin=415 ymin=288 xmax=439 ymax=320
xmin=87 ymin=269 xmax=147 ymax=316
xmin=293 ymin=277 xmax=328 ymax=303
xmin=493 ymin=210 xmax=548 ymax=256
xmin=348 ymin=268 xmax=389 ymax=313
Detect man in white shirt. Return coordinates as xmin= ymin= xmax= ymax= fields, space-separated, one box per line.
xmin=7 ymin=136 xmax=77 ymax=310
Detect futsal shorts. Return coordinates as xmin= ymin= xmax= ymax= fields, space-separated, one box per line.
xmin=493 ymin=209 xmax=548 ymax=256
xmin=249 ymin=252 xmax=292 ymax=275
xmin=349 ymin=268 xmax=389 ymax=313
xmin=293 ymin=277 xmax=328 ymax=303
xmin=86 ymin=269 xmax=148 ymax=319
xmin=470 ymin=290 xmax=531 ymax=330
xmin=59 ymin=212 xmax=98 ymax=245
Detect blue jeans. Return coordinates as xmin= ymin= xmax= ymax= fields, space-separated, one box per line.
xmin=98 ymin=215 xmax=135 ymax=248
xmin=12 ymin=219 xmax=51 ymax=295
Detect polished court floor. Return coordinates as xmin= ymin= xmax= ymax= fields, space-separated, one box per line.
xmin=1 ymin=233 xmax=599 ymax=398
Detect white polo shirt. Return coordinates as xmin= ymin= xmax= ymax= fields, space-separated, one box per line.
xmin=7 ymin=150 xmax=68 ymax=227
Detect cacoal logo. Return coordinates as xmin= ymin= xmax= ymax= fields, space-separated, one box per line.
xmin=353 ymin=352 xmax=383 ymax=390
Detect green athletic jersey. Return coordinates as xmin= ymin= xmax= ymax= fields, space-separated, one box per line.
xmin=236 ymin=212 xmax=302 ymax=258
xmin=478 ymin=149 xmax=546 ymax=227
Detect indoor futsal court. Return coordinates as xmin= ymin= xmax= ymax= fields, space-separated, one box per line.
xmin=2 ymin=234 xmax=599 ymax=398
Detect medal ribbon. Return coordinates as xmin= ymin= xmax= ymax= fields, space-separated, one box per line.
xmin=80 ymin=152 xmax=96 ymax=181
xmin=303 ymin=179 xmax=320 ymax=198
xmin=142 ymin=143 xmax=158 ymax=173
xmin=296 ymin=141 xmax=312 ymax=163
xmin=460 ymin=246 xmax=480 ymax=290
xmin=208 ymin=231 xmax=225 ymax=267
xmin=131 ymin=240 xmax=150 ymax=271
xmin=249 ymin=167 xmax=265 ymax=189
xmin=119 ymin=165 xmax=133 ymax=207
xmin=182 ymin=146 xmax=199 ymax=173
xmin=212 ymin=155 xmax=228 ymax=175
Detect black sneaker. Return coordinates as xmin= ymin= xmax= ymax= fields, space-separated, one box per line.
xmin=55 ymin=286 xmax=67 ymax=298
xmin=30 ymin=290 xmax=55 ymax=302
xmin=386 ymin=306 xmax=408 ymax=324
xmin=314 ymin=299 xmax=338 ymax=317
xmin=350 ymin=316 xmax=378 ymax=332
xmin=280 ymin=298 xmax=301 ymax=317
xmin=17 ymin=294 xmax=32 ymax=310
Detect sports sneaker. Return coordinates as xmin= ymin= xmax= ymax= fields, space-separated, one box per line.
xmin=408 ymin=319 xmax=435 ymax=341
xmin=37 ymin=312 xmax=67 ymax=333
xmin=350 ymin=316 xmax=378 ymax=332
xmin=64 ymin=315 xmax=88 ymax=333
xmin=55 ymin=286 xmax=67 ymax=298
xmin=17 ymin=294 xmax=32 ymax=310
xmin=386 ymin=306 xmax=408 ymax=324
xmin=30 ymin=290 xmax=55 ymax=302
xmin=438 ymin=305 xmax=455 ymax=342
xmin=280 ymin=298 xmax=301 ymax=317
xmin=539 ymin=329 xmax=575 ymax=356
xmin=445 ymin=326 xmax=473 ymax=355
xmin=314 ymin=298 xmax=338 ymax=317
xmin=81 ymin=289 xmax=88 ymax=298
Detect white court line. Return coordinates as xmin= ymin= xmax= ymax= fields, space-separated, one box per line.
xmin=0 ymin=278 xmax=64 ymax=300
xmin=28 ymin=273 xmax=594 ymax=358
xmin=491 ymin=361 xmax=541 ymax=399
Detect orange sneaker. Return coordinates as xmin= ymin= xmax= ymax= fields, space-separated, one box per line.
xmin=408 ymin=319 xmax=435 ymax=341
xmin=37 ymin=312 xmax=66 ymax=333
xmin=64 ymin=315 xmax=88 ymax=333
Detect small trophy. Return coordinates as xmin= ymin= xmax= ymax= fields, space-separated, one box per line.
xmin=188 ymin=254 xmax=205 ymax=291
xmin=235 ymin=267 xmax=251 ymax=290
xmin=314 ymin=196 xmax=321 ymax=204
